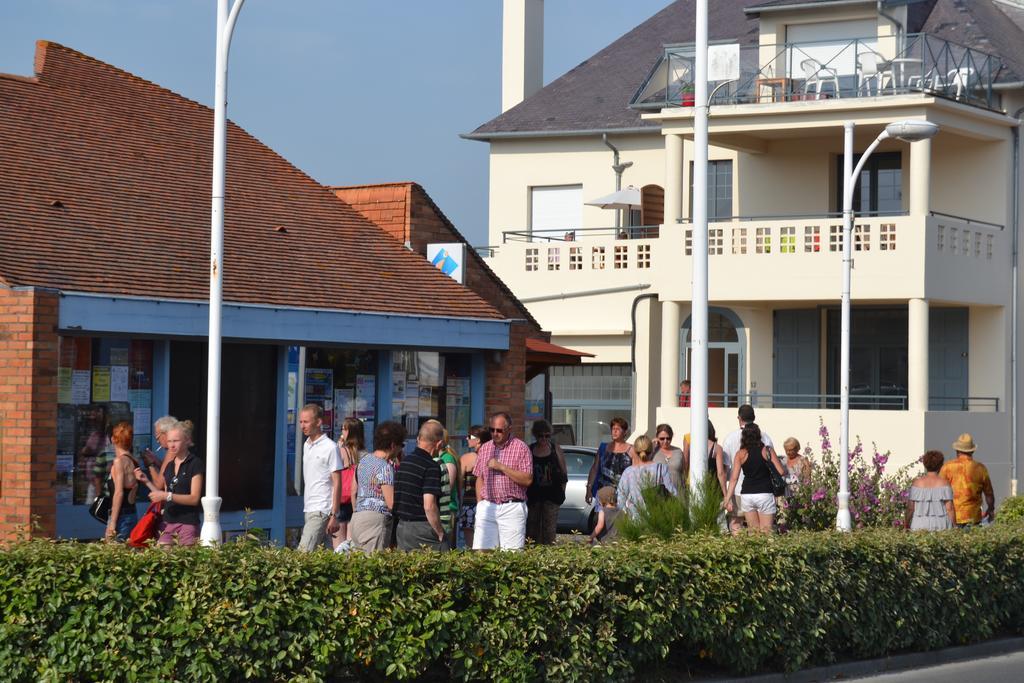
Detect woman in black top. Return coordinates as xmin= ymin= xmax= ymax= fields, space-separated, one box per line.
xmin=135 ymin=420 xmax=204 ymax=546
xmin=723 ymin=423 xmax=785 ymax=533
xmin=526 ymin=420 xmax=567 ymax=545
xmin=459 ymin=425 xmax=489 ymax=549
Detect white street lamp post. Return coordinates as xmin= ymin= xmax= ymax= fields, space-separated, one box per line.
xmin=837 ymin=119 xmax=938 ymax=531
xmin=689 ymin=0 xmax=710 ymax=494
xmin=201 ymin=0 xmax=247 ymax=547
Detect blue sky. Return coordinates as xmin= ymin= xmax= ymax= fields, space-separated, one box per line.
xmin=0 ymin=0 xmax=670 ymax=245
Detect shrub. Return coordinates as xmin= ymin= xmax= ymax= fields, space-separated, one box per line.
xmin=997 ymin=496 xmax=1024 ymax=526
xmin=3 ymin=528 xmax=1024 ymax=681
xmin=779 ymin=422 xmax=915 ymax=531
xmin=618 ymin=472 xmax=723 ymax=541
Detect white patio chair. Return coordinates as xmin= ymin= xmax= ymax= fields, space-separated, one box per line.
xmin=856 ymin=50 xmax=894 ymax=95
xmin=801 ymin=58 xmax=840 ymax=99
xmin=946 ymin=67 xmax=974 ymax=99
xmin=909 ymin=66 xmax=975 ymax=99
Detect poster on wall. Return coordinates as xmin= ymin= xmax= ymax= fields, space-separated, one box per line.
xmin=129 ymin=389 xmax=151 ymax=435
xmin=304 ymin=369 xmax=333 ymax=401
xmin=57 ymin=368 xmax=72 ymax=404
xmin=334 ymin=389 xmax=354 ymax=436
xmin=109 ymin=366 xmax=129 ymax=402
xmin=71 ymin=370 xmax=91 ymax=405
xmin=109 ymin=346 xmax=130 ymax=367
xmin=91 ymin=366 xmax=111 ymax=403
xmin=355 ymin=374 xmax=376 ymax=419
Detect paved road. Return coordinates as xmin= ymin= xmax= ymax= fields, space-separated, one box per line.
xmin=844 ymin=650 xmax=1024 ymax=682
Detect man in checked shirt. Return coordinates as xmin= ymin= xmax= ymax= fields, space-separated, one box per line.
xmin=472 ymin=411 xmax=533 ymax=550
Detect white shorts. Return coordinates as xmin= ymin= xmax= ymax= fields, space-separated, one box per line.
xmin=740 ymin=493 xmax=778 ymax=515
xmin=473 ymin=499 xmax=527 ymax=551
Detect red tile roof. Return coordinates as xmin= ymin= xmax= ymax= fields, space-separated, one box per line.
xmin=0 ymin=41 xmax=502 ymax=321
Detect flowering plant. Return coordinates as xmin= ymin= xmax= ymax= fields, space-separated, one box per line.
xmin=778 ymin=420 xmax=917 ymax=532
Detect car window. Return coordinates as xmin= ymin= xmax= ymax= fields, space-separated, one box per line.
xmin=563 ymin=450 xmax=594 ymax=477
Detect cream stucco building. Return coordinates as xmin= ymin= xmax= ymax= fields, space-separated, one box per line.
xmin=468 ymin=0 xmax=1024 ymax=498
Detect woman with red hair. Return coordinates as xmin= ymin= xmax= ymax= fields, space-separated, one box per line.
xmin=105 ymin=422 xmax=140 ymax=541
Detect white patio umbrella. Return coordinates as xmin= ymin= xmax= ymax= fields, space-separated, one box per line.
xmin=584 ymin=185 xmax=642 ymax=210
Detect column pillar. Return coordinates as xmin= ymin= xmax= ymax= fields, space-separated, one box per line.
xmin=664 ymin=133 xmax=684 ymax=225
xmin=909 ymin=136 xmax=931 ymax=216
xmin=908 ymin=298 xmax=929 ymax=411
xmin=632 ymin=296 xmax=658 ymax=438
xmin=660 ymin=300 xmax=682 ymax=409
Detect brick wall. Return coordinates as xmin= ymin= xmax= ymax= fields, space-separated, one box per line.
xmin=0 ymin=286 xmax=59 ymax=542
xmin=485 ymin=321 xmax=531 ymax=433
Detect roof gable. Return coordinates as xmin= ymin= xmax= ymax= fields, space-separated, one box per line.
xmin=0 ymin=41 xmax=502 ymax=321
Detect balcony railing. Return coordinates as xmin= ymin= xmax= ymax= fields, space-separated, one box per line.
xmin=692 ymin=393 xmax=999 ymax=412
xmin=502 ymin=225 xmax=660 ymax=243
xmin=630 ymin=33 xmax=1001 ymax=111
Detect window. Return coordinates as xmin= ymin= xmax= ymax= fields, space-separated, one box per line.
xmin=829 ymin=224 xmax=844 ymax=252
xmin=614 ymin=245 xmax=628 ymax=269
xmin=879 ymin=223 xmax=896 ymax=250
xmin=569 ymin=247 xmax=582 ymax=270
xmin=547 ymin=246 xmax=560 ymax=270
xmin=689 ymin=160 xmax=733 ymax=220
xmin=592 ymin=246 xmax=606 ymax=269
xmin=525 ymin=248 xmax=538 ymax=271
xmin=732 ymin=227 xmax=748 ymax=254
xmin=854 ymin=224 xmax=870 ymax=251
xmin=836 ymin=152 xmax=902 ymax=215
xmin=636 ymin=244 xmax=651 ymax=269
xmin=684 ymin=228 xmax=693 ymax=256
xmin=826 ymin=308 xmax=908 ymax=409
xmin=804 ymin=225 xmax=821 ymax=252
xmin=780 ymin=226 xmax=796 ymax=253
xmin=56 ymin=337 xmax=154 ymax=507
xmin=530 ymin=185 xmax=582 ymax=234
xmin=709 ymin=228 xmax=724 ymax=255
xmin=937 ymin=225 xmax=945 ymax=251
xmin=755 ymin=227 xmax=772 ymax=254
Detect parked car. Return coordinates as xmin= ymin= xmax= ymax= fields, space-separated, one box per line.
xmin=558 ymin=445 xmax=598 ymax=533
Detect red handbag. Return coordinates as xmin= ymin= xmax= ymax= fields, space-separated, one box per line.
xmin=128 ymin=502 xmax=163 ymax=548
xmin=340 ymin=468 xmax=355 ymax=505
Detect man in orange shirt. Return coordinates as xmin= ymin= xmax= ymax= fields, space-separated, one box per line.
xmin=939 ymin=433 xmax=996 ymax=526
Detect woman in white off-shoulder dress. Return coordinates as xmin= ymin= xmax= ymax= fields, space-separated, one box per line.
xmin=905 ymin=450 xmax=956 ymax=531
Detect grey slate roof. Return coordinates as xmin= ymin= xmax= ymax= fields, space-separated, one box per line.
xmin=467 ymin=0 xmax=757 ymax=138
xmin=468 ymin=0 xmax=1024 ymax=139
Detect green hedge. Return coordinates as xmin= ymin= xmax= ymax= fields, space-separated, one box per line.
xmin=3 ymin=527 xmax=1024 ymax=682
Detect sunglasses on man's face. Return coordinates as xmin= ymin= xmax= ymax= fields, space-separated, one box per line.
xmin=490 ymin=427 xmax=505 ymax=434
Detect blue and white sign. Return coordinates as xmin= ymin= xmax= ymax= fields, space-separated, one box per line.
xmin=426 ymin=242 xmax=465 ymax=284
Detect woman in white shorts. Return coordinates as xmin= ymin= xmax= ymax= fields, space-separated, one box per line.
xmin=722 ymin=423 xmax=786 ymax=533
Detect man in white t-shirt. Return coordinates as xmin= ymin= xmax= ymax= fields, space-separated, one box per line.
xmin=298 ymin=403 xmax=343 ymax=551
xmin=720 ymin=404 xmax=776 ymax=533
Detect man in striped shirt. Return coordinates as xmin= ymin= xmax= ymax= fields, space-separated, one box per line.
xmin=473 ymin=412 xmax=533 ymax=550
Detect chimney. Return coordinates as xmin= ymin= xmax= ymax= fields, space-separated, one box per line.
xmin=502 ymin=0 xmax=544 ymax=113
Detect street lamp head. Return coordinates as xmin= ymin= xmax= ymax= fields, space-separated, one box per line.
xmin=884 ymin=120 xmax=939 ymax=142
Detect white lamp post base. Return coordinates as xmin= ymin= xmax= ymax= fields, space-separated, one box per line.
xmin=836 ymin=492 xmax=852 ymax=532
xmin=199 ymin=496 xmax=223 ymax=546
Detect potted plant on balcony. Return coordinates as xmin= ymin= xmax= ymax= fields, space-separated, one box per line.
xmin=680 ymin=84 xmax=696 ymax=107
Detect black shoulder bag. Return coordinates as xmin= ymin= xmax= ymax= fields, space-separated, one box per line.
xmin=763 ymin=448 xmax=787 ymax=497
xmin=88 ymin=475 xmax=114 ymax=524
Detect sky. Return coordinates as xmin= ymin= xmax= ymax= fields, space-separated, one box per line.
xmin=0 ymin=0 xmax=671 ymax=245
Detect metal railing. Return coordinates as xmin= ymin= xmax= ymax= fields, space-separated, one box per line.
xmin=502 ymin=225 xmax=660 ymax=243
xmin=631 ymin=33 xmax=1001 ymax=111
xmin=680 ymin=393 xmax=999 ymax=412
